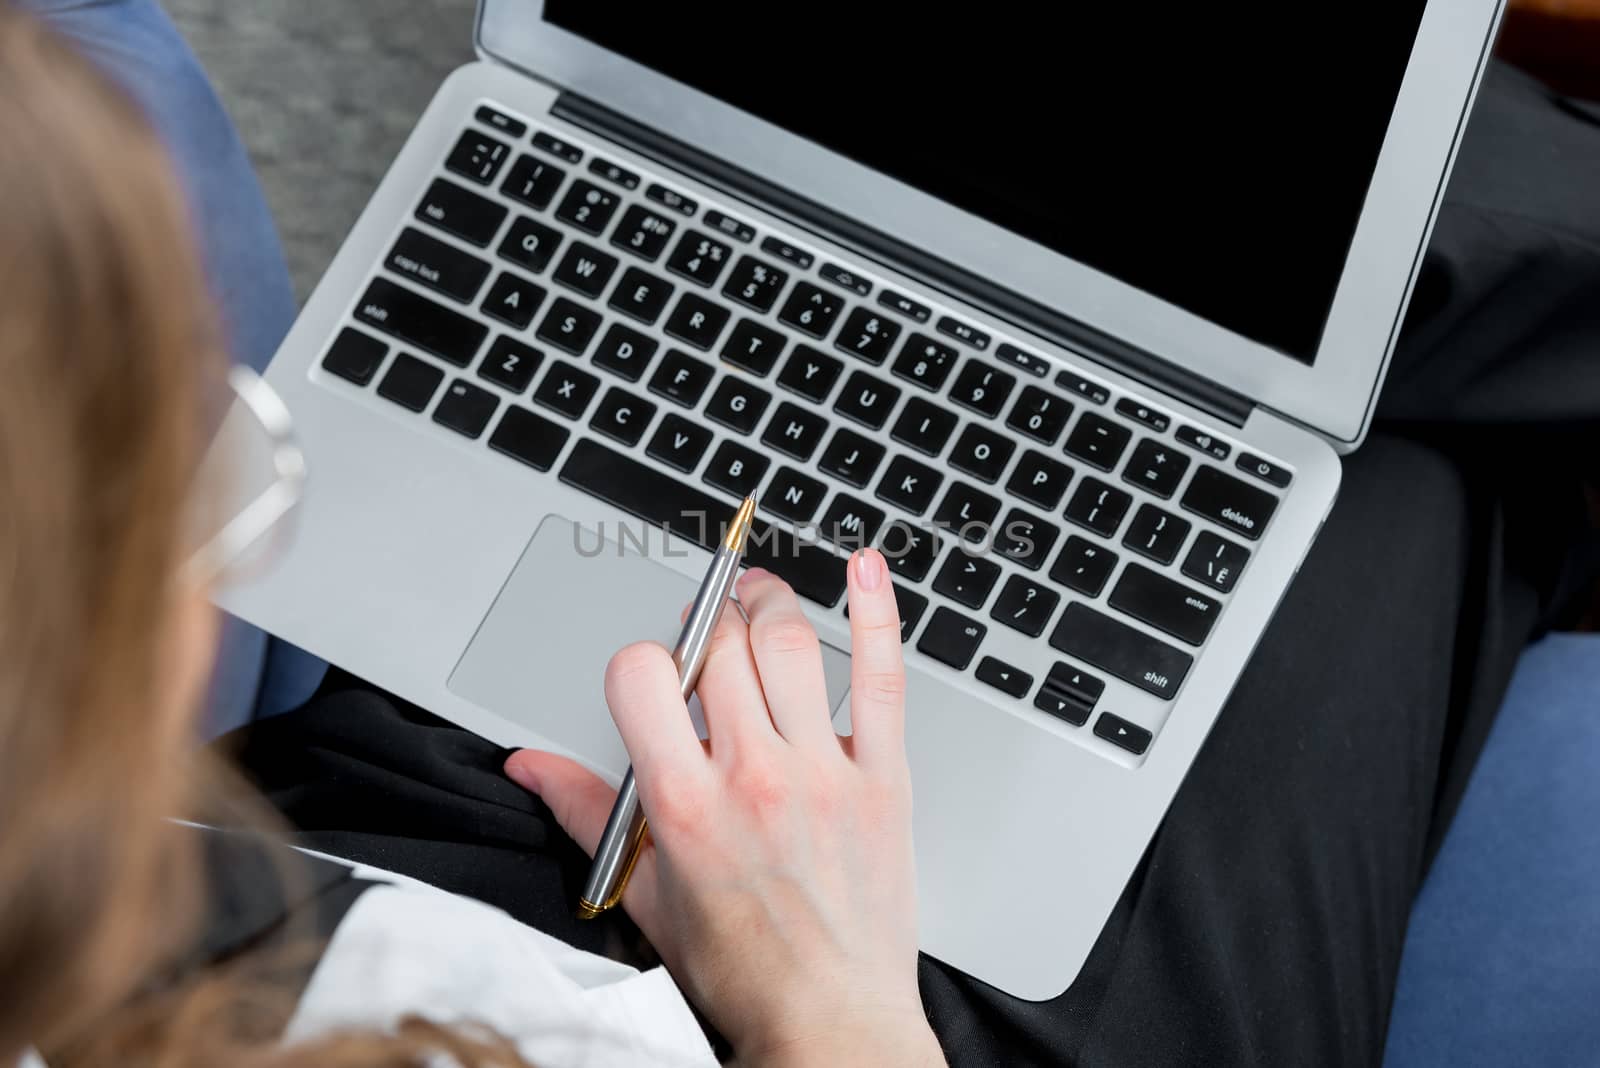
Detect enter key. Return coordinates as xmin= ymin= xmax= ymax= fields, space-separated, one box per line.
xmin=1109 ymin=564 xmax=1222 ymax=647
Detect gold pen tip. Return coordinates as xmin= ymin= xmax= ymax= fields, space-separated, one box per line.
xmin=724 ymin=496 xmax=757 ymax=552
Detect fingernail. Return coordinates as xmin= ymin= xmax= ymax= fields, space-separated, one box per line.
xmin=504 ymin=755 xmax=541 ymax=795
xmin=855 ymin=549 xmax=885 ymax=591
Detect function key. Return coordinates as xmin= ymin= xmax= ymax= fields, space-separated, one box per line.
xmin=1034 ymin=662 xmax=1105 ymax=726
xmin=1122 ymin=438 xmax=1191 ymax=499
xmin=916 ymin=607 xmax=987 ymax=671
xmin=377 ymin=353 xmax=444 ymax=412
xmin=555 ymin=179 xmax=620 ymax=235
xmin=976 ymin=656 xmax=1033 ymax=699
xmin=433 ymin=378 xmax=500 ymax=439
xmin=760 ymin=235 xmax=814 ymax=270
xmin=1181 ymin=466 xmax=1278 ymax=541
xmin=445 ymin=129 xmax=510 ymax=185
xmin=1115 ymin=398 xmax=1170 ymax=433
xmin=820 ymin=262 xmax=872 ymax=296
xmin=722 ymin=255 xmax=788 ymax=313
xmin=415 ymin=178 xmax=508 ymax=248
xmin=587 ymin=156 xmax=640 ymax=190
xmin=995 ymin=342 xmax=1049 ymax=377
xmin=667 ymin=230 xmax=732 ymax=287
xmin=1005 ymin=385 xmax=1072 ymax=445
xmin=704 ymin=209 xmax=755 ymax=243
xmin=1182 ymin=530 xmax=1250 ymax=594
xmin=646 ymin=183 xmax=698 ymax=216
xmin=475 ymin=105 xmax=526 ymax=138
xmin=611 ymin=203 xmax=677 ymax=261
xmin=937 ymin=315 xmax=990 ymax=350
xmin=1064 ymin=412 xmax=1133 ymax=471
xmin=878 ymin=288 xmax=931 ymax=323
xmin=321 ymin=327 xmax=388 ymax=387
xmin=532 ymin=130 xmax=583 ymax=163
xmin=778 ymin=282 xmax=845 ymax=339
xmin=949 ymin=362 xmax=1016 ymax=419
xmin=1055 ymin=370 xmax=1110 ymax=406
xmin=1176 ymin=424 xmax=1231 ymax=461
xmin=1094 ymin=713 xmax=1152 ymax=756
xmin=502 ymin=154 xmax=565 ymax=211
xmin=1237 ymin=452 xmax=1292 ymax=488
xmin=835 ymin=307 xmax=902 ymax=365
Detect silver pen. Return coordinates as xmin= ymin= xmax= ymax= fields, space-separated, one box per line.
xmin=577 ymin=495 xmax=757 ymax=919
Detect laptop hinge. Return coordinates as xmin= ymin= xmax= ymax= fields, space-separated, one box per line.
xmin=552 ymin=92 xmax=1254 ymax=429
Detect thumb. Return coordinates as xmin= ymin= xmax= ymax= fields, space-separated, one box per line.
xmin=504 ymin=749 xmax=617 ymax=857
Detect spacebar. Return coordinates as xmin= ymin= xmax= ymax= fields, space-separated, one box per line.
xmin=559 ymin=439 xmax=848 ymax=607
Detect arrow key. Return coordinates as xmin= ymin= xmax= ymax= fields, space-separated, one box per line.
xmin=1094 ymin=712 xmax=1152 ymax=755
xmin=976 ymin=656 xmax=1033 ymax=699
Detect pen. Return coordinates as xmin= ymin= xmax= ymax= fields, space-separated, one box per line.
xmin=577 ymin=495 xmax=758 ymax=919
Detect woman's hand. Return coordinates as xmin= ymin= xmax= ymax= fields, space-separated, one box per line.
xmin=505 ymin=549 xmax=943 ymax=1066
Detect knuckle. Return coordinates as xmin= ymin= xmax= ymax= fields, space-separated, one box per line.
xmin=857 ymin=617 xmax=905 ymax=644
xmin=854 ymin=667 xmax=906 ymax=708
xmin=753 ymin=616 xmax=819 ymax=658
xmin=649 ymin=788 xmax=708 ymax=839
xmin=605 ymin=642 xmax=666 ymax=691
xmin=728 ymin=759 xmax=790 ymax=814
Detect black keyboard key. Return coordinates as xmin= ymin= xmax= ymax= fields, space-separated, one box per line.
xmin=1064 ymin=413 xmax=1133 ymax=471
xmin=1094 ymin=713 xmax=1152 ymax=756
xmin=501 ymin=154 xmax=564 ymax=210
xmin=933 ymin=551 xmax=1000 ymax=609
xmin=1006 ymin=449 xmax=1074 ymax=510
xmin=648 ymin=349 xmax=714 ymax=408
xmin=1050 ymin=536 xmax=1118 ymax=597
xmin=976 ymin=657 xmax=1032 ymax=698
xmin=876 ymin=454 xmax=942 ymax=515
xmin=1036 ymin=662 xmax=1104 ymax=725
xmin=535 ymin=297 xmax=601 ymax=355
xmin=1237 ymin=452 xmax=1293 ymax=488
xmin=833 ymin=371 xmax=901 ymax=430
xmin=612 ymin=203 xmax=676 ymax=261
xmin=760 ymin=235 xmax=813 ymax=269
xmin=445 ymin=129 xmax=509 ymax=184
xmin=532 ymin=359 xmax=600 ymax=419
xmin=949 ymin=425 xmax=1015 ymax=484
xmin=890 ymin=397 xmax=957 ymax=456
xmin=432 ymin=378 xmax=499 ymax=439
xmin=589 ymin=387 xmax=657 ymax=447
xmin=818 ymin=428 xmax=886 ymax=489
xmin=377 ymin=353 xmax=443 ymax=412
xmin=1123 ymin=505 xmax=1192 ymax=566
xmin=532 ymin=130 xmax=582 ymax=164
xmin=666 ymin=230 xmax=732 ymax=287
xmin=555 ymin=179 xmax=619 ymax=234
xmin=722 ymin=255 xmax=787 ymax=313
xmin=477 ymin=336 xmax=543 ymax=394
xmin=499 ymin=216 xmax=563 ymax=274
xmin=356 ymin=278 xmax=488 ymax=367
xmin=995 ymin=342 xmax=1049 ymax=377
xmin=553 ymin=241 xmax=618 ymax=299
xmin=481 ymin=272 xmax=546 ymax=330
xmin=778 ymin=282 xmax=845 ymax=339
xmin=721 ymin=319 xmax=786 ymax=376
xmin=1181 ymin=466 xmax=1279 ymax=541
xmin=703 ymin=440 xmax=769 ymax=497
xmin=609 ymin=267 xmax=675 ymax=325
xmin=704 ymin=378 xmax=770 ymax=434
xmin=476 ymin=105 xmax=526 ymax=137
xmin=1065 ymin=477 xmax=1133 ymax=538
xmin=1055 ymin=370 xmax=1109 ymax=405
xmin=488 ymin=405 xmax=570 ymax=471
xmin=592 ymin=323 xmax=659 ymax=382
xmin=880 ymin=520 xmax=940 ymax=582
xmin=1182 ymin=531 xmax=1250 ymax=594
xmin=835 ymin=307 xmax=902 ymax=365
xmin=917 ymin=607 xmax=986 ymax=670
xmin=1115 ymin=398 xmax=1170 ymax=432
xmin=949 ymin=362 xmax=1015 ymax=418
xmin=387 ymin=227 xmax=491 ymax=303
xmin=1109 ymin=564 xmax=1221 ymax=646
xmin=763 ymin=466 xmax=827 ymax=523
xmin=891 ymin=334 xmax=959 ymax=391
xmin=933 ymin=483 xmax=1001 ymax=542
xmin=588 ymin=156 xmax=640 ymax=190
xmin=1123 ymin=438 xmax=1191 ymax=499
xmin=1049 ymin=603 xmax=1193 ymax=700
xmin=561 ymin=439 xmax=846 ymax=605
xmin=878 ymin=288 xmax=931 ymax=322
xmin=1006 ymin=385 xmax=1072 ymax=444
xmin=937 ymin=316 xmax=990 ymax=350
xmin=818 ymin=493 xmax=884 ymax=552
xmin=646 ymin=183 xmax=697 ymax=216
xmin=321 ymin=328 xmax=387 ymax=386
xmin=646 ymin=413 xmax=713 ymax=473
xmin=761 ymin=401 xmax=828 ymax=461
xmin=820 ymin=262 xmax=872 ymax=295
xmin=417 ymin=178 xmax=508 ymax=247
xmin=777 ymin=345 xmax=844 ymax=403
xmin=846 ymin=584 xmax=929 ymax=644
xmin=704 ymin=210 xmax=755 ymax=243
xmin=664 ymin=293 xmax=731 ymax=350
xmin=990 ymin=575 xmax=1060 ymax=638
xmin=995 ymin=507 xmax=1059 ymax=571
xmin=1177 ymin=424 xmax=1231 ymax=461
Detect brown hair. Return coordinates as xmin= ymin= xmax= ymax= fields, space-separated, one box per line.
xmin=0 ymin=9 xmax=527 ymax=1066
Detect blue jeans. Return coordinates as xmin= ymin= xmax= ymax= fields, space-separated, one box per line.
xmin=26 ymin=0 xmax=327 ymax=734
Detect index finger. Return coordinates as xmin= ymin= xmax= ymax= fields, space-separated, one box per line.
xmin=603 ymin=640 xmax=708 ymax=788
xmin=843 ymin=549 xmax=907 ymax=765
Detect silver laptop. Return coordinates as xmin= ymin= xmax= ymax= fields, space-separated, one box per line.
xmin=221 ymin=0 xmax=1504 ymax=999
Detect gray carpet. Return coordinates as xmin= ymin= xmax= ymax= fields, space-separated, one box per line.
xmin=163 ymin=0 xmax=478 ymax=304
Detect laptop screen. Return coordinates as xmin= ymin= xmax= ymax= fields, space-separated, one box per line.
xmin=542 ymin=5 xmax=1428 ymax=366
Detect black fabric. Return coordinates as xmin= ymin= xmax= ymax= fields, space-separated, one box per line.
xmin=216 ymin=61 xmax=1600 ymax=1067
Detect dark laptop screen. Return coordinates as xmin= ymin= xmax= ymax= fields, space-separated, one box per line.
xmin=543 ymin=4 xmax=1428 ymax=364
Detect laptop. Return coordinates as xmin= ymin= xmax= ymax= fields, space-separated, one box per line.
xmin=221 ymin=0 xmax=1505 ymax=999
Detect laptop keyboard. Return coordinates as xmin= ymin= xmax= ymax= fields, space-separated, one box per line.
xmin=318 ymin=103 xmax=1295 ymax=763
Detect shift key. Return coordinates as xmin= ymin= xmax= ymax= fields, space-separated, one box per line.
xmin=1049 ymin=603 xmax=1193 ymax=700
xmin=356 ymin=277 xmax=488 ymax=367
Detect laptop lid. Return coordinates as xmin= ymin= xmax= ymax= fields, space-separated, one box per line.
xmin=476 ymin=2 xmax=1503 ymax=447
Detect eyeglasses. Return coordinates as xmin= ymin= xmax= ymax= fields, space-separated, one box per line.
xmin=181 ymin=366 xmax=306 ymax=589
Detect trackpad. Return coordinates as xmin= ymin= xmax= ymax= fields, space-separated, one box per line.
xmin=448 ymin=515 xmax=852 ymax=779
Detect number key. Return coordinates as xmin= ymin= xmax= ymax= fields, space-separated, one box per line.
xmin=891 ymin=333 xmax=959 ymax=391
xmin=949 ymin=361 xmax=1016 ymax=418
xmin=1005 ymin=385 xmax=1072 ymax=444
xmin=555 ymin=179 xmax=620 ymax=235
xmin=778 ymin=282 xmax=845 ymax=338
xmin=611 ymin=203 xmax=676 ymax=261
xmin=667 ymin=230 xmax=732 ymax=287
xmin=835 ymin=307 xmax=901 ymax=364
xmin=722 ymin=255 xmax=787 ymax=312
